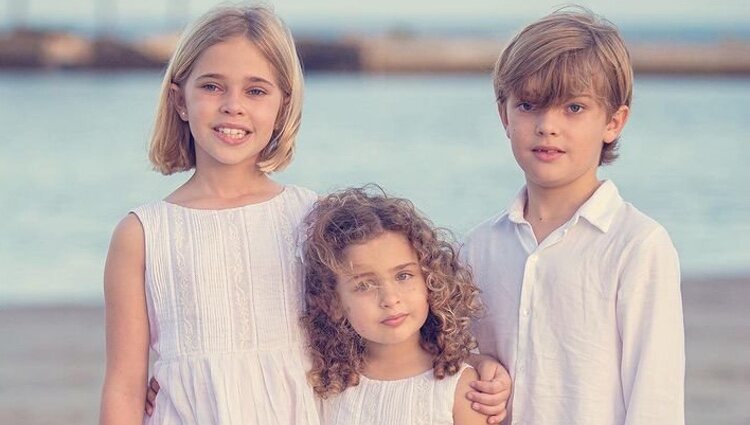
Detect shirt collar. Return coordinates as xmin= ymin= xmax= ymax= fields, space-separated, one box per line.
xmin=507 ymin=186 xmax=528 ymax=225
xmin=576 ymin=180 xmax=623 ymax=233
xmin=494 ymin=180 xmax=624 ymax=233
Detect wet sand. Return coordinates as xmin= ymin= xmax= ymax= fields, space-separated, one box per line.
xmin=1 ymin=275 xmax=748 ymax=424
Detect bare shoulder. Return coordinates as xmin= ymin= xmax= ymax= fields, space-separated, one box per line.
xmin=453 ymin=366 xmax=489 ymax=425
xmin=105 ymin=213 xmax=146 ymax=286
xmin=112 ymin=213 xmax=144 ymax=239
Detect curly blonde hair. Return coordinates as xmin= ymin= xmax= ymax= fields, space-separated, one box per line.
xmin=301 ymin=186 xmax=482 ymax=398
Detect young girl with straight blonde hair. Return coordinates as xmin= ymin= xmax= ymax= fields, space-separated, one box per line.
xmin=100 ymin=5 xmax=319 ymax=424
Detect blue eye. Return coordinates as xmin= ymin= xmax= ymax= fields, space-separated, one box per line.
xmin=201 ymin=83 xmax=220 ymax=92
xmin=396 ymin=272 xmax=413 ymax=282
xmin=568 ymin=103 xmax=583 ymax=113
xmin=517 ymin=102 xmax=534 ymax=112
xmin=354 ymin=280 xmax=376 ymax=292
xmin=247 ymin=88 xmax=267 ymax=96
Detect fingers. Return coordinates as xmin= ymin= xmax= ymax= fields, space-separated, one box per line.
xmin=488 ymin=411 xmax=508 ymax=424
xmin=145 ymin=388 xmax=154 ymax=416
xmin=470 ymin=379 xmax=509 ymax=395
xmin=145 ymin=377 xmax=160 ymax=416
xmin=469 ymin=398 xmax=507 ymax=422
xmin=476 ymin=362 xmax=499 ymax=382
xmin=467 ymin=378 xmax=511 ymax=422
xmin=468 ymin=386 xmax=510 ymax=403
xmin=494 ymin=367 xmax=512 ymax=388
xmin=467 ymin=390 xmax=509 ymax=413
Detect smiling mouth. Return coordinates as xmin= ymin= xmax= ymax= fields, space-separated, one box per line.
xmin=532 ymin=147 xmax=565 ymax=153
xmin=214 ymin=127 xmax=249 ymax=139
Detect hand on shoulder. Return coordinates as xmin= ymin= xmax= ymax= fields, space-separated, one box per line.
xmin=454 ymin=366 xmax=492 ymax=425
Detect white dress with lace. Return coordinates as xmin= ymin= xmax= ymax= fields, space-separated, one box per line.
xmin=321 ymin=364 xmax=470 ymax=425
xmin=132 ymin=185 xmax=320 ymax=425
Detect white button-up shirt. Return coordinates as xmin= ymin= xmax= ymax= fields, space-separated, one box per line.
xmin=464 ymin=181 xmax=684 ymax=425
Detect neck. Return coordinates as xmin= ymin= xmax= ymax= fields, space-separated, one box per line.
xmin=190 ymin=163 xmax=271 ymax=199
xmin=364 ymin=336 xmax=433 ymax=380
xmin=524 ymin=177 xmax=603 ymax=242
xmin=168 ymin=157 xmax=282 ymax=209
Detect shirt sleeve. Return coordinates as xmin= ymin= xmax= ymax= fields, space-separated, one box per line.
xmin=616 ymin=225 xmax=685 ymax=425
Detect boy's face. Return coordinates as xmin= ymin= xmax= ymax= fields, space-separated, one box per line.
xmin=334 ymin=231 xmax=430 ymax=352
xmin=500 ymin=92 xmax=628 ymax=193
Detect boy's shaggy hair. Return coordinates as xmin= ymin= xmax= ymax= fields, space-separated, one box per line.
xmin=301 ymin=186 xmax=482 ymax=398
xmin=493 ymin=7 xmax=633 ymax=165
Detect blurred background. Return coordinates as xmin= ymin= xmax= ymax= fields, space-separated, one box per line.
xmin=1 ymin=0 xmax=748 ymax=424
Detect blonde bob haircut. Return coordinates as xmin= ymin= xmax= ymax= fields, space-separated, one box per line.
xmin=492 ymin=7 xmax=633 ymax=165
xmin=149 ymin=5 xmax=304 ymax=174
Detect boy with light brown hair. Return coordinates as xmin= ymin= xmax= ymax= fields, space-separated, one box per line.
xmin=464 ymin=8 xmax=684 ymax=425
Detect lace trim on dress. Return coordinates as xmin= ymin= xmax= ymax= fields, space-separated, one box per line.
xmin=173 ymin=206 xmax=197 ymax=354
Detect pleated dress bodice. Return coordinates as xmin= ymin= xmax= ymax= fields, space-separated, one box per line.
xmin=132 ymin=185 xmax=320 ymax=425
xmin=321 ymin=364 xmax=470 ymax=425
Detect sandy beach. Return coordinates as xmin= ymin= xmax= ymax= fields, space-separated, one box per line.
xmin=1 ymin=276 xmax=748 ymax=425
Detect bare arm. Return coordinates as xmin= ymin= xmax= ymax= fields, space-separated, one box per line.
xmin=99 ymin=214 xmax=150 ymax=425
xmin=454 ymin=367 xmax=491 ymax=425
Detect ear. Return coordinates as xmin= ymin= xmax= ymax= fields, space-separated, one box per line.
xmin=170 ymin=83 xmax=188 ymax=122
xmin=498 ymin=103 xmax=510 ymax=139
xmin=603 ymin=105 xmax=630 ymax=144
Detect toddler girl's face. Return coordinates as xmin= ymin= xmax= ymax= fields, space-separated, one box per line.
xmin=334 ymin=231 xmax=430 ymax=351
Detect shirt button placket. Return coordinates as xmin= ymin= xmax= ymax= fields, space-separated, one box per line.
xmin=515 ymin=252 xmax=537 ymax=421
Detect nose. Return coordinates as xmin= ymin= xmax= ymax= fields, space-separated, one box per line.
xmin=220 ymin=89 xmax=246 ymax=116
xmin=535 ymin=109 xmax=560 ymax=137
xmin=378 ymin=283 xmax=401 ymax=309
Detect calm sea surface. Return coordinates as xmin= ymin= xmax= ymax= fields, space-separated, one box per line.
xmin=0 ymin=72 xmax=748 ymax=305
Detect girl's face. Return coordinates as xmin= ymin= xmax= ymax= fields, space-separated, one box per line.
xmin=334 ymin=231 xmax=430 ymax=351
xmin=174 ymin=35 xmax=284 ymax=171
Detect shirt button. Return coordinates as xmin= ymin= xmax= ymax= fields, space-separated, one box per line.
xmin=522 ymin=308 xmax=530 ymax=316
xmin=519 ymin=365 xmax=526 ymax=372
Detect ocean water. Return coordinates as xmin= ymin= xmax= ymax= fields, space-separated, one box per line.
xmin=0 ymin=72 xmax=748 ymax=305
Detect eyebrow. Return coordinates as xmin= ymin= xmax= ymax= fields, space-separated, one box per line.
xmin=567 ymin=94 xmax=595 ymax=101
xmin=346 ymin=262 xmax=419 ymax=281
xmin=194 ymin=73 xmax=275 ymax=86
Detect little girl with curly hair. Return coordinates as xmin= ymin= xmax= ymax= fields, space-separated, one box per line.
xmin=301 ymin=186 xmax=489 ymax=425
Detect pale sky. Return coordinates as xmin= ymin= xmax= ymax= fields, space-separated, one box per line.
xmin=3 ymin=0 xmax=750 ymax=29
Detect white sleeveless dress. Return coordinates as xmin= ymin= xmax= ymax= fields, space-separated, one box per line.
xmin=321 ymin=364 xmax=471 ymax=425
xmin=132 ymin=185 xmax=320 ymax=425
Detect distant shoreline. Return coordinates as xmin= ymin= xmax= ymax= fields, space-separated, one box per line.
xmin=2 ymin=29 xmax=750 ymax=75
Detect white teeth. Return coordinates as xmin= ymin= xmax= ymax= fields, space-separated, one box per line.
xmin=217 ymin=127 xmax=248 ymax=138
